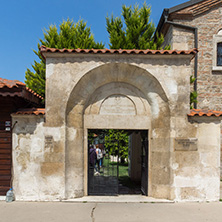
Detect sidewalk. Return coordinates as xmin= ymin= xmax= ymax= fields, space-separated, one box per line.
xmin=0 ymin=201 xmax=222 ymax=222
xmin=0 ymin=182 xmax=222 ymax=222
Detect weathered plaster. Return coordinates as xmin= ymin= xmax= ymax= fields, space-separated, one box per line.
xmin=11 ymin=52 xmax=221 ymax=202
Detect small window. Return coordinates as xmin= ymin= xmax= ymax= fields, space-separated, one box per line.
xmin=217 ymin=42 xmax=222 ymax=66
xmin=212 ymin=31 xmax=222 ymax=71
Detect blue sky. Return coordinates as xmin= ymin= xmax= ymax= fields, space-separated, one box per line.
xmin=0 ymin=0 xmax=187 ymax=82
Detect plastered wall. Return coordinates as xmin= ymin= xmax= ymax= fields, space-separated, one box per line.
xmin=11 ymin=52 xmax=221 ymax=201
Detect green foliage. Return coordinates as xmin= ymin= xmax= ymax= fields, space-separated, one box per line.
xmin=25 ymin=19 xmax=104 ymax=100
xmin=190 ymin=75 xmax=198 ymax=109
xmin=105 ymin=129 xmax=129 ymax=163
xmin=106 ymin=3 xmax=168 ymax=50
xmin=88 ymin=131 xmax=95 ymax=145
xmin=25 ymin=60 xmax=46 ymax=101
xmin=26 ymin=3 xmax=171 ymax=100
xmin=190 ymin=75 xmax=196 ymax=84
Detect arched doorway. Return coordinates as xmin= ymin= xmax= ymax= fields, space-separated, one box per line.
xmin=65 ymin=63 xmax=170 ymax=199
xmin=83 ymin=81 xmax=151 ymax=196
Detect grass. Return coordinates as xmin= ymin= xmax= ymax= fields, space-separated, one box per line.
xmin=109 ymin=161 xmax=128 ymax=177
xmin=106 ymin=160 xmax=140 ymax=189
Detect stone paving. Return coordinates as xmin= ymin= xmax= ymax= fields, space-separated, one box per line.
xmin=0 ymin=182 xmax=221 ymax=221
xmin=1 ymin=201 xmax=222 ymax=222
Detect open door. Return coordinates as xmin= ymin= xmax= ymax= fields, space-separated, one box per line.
xmin=141 ymin=132 xmax=148 ymax=196
xmin=88 ymin=135 xmax=119 ymax=196
xmin=88 ymin=129 xmax=148 ymax=196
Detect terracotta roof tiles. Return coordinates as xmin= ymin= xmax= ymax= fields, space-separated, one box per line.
xmin=188 ymin=109 xmax=222 ymax=117
xmin=40 ymin=46 xmax=198 ymax=60
xmin=12 ymin=109 xmax=222 ymax=117
xmin=13 ymin=108 xmax=45 ymax=116
xmin=0 ymin=78 xmax=26 ymax=88
xmin=172 ymin=0 xmax=222 ymax=17
xmin=0 ymin=78 xmax=43 ymax=100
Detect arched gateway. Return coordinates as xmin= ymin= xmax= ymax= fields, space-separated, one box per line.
xmin=11 ymin=47 xmax=221 ymax=202
xmin=65 ymin=62 xmax=169 ymax=197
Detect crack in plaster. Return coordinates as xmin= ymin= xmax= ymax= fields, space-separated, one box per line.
xmin=91 ymin=204 xmax=97 ymax=222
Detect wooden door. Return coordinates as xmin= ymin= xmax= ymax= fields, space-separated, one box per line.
xmin=0 ymin=120 xmax=12 ymax=195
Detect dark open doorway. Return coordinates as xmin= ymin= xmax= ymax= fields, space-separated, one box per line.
xmin=88 ymin=129 xmax=148 ymax=196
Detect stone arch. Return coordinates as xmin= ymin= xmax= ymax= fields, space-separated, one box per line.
xmin=84 ymin=82 xmax=150 ymax=116
xmin=64 ymin=62 xmax=170 ymax=198
xmin=66 ymin=63 xmax=168 ymax=124
xmin=217 ymin=29 xmax=222 ymax=35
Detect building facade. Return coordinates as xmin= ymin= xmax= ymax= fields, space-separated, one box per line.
xmin=1 ymin=0 xmax=222 ymax=202
xmin=156 ymin=0 xmax=222 ymax=175
xmin=10 ymin=47 xmax=222 ymax=201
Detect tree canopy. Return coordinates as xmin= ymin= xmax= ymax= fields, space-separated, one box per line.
xmin=25 ymin=3 xmax=169 ymax=101
xmin=105 ymin=129 xmax=129 ymax=164
xmin=106 ymin=3 xmax=167 ymax=50
xmin=25 ymin=19 xmax=104 ymax=100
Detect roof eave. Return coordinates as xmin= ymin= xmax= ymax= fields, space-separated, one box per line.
xmin=155 ymin=9 xmax=169 ymax=37
xmin=40 ymin=46 xmax=198 ymax=60
xmin=155 ymin=0 xmax=205 ymax=35
xmin=168 ymin=0 xmax=205 ymax=14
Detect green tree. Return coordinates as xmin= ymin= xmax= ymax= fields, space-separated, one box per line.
xmin=190 ymin=75 xmax=198 ymax=109
xmin=105 ymin=129 xmax=129 ymax=164
xmin=25 ymin=19 xmax=104 ymax=100
xmin=106 ymin=3 xmax=169 ymax=50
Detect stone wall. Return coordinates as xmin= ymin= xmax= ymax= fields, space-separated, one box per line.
xmin=44 ymin=54 xmax=191 ymax=200
xmin=11 ymin=115 xmax=66 ymax=201
xmin=171 ymin=117 xmax=221 ymax=201
xmin=11 ymin=51 xmax=221 ymax=201
xmin=162 ymin=5 xmax=222 ymax=178
xmin=165 ymin=6 xmax=222 ymax=110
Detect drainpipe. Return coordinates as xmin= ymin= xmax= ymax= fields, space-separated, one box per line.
xmin=164 ymin=10 xmax=198 ymax=109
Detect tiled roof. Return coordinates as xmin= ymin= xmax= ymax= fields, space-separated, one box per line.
xmin=13 ymin=108 xmax=45 ymax=116
xmin=0 ymin=78 xmax=43 ymax=100
xmin=156 ymin=0 xmax=222 ymax=36
xmin=188 ymin=109 xmax=222 ymax=117
xmin=0 ymin=78 xmax=26 ymax=88
xmin=171 ymin=0 xmax=222 ymax=18
xmin=12 ymin=108 xmax=222 ymax=117
xmin=40 ymin=46 xmax=198 ymax=59
xmin=13 ymin=108 xmax=222 ymax=117
xmin=25 ymin=87 xmax=43 ymax=99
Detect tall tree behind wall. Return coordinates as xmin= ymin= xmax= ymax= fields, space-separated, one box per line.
xmin=106 ymin=3 xmax=168 ymax=50
xmin=105 ymin=129 xmax=129 ymax=164
xmin=25 ymin=19 xmax=104 ymax=101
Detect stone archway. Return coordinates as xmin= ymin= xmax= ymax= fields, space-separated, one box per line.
xmin=65 ymin=62 xmax=170 ymax=199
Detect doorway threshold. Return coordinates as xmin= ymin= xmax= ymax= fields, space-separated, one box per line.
xmin=63 ymin=195 xmax=174 ymax=203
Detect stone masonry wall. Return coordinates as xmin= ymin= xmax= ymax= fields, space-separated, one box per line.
xmin=169 ymin=6 xmax=222 ymax=110
xmin=163 ymin=5 xmax=222 ymax=177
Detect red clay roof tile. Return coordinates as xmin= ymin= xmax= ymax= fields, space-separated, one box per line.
xmin=188 ymin=109 xmax=222 ymax=117
xmin=12 ymin=108 xmax=222 ymax=117
xmin=0 ymin=78 xmax=26 ymax=88
xmin=13 ymin=108 xmax=45 ymax=116
xmin=40 ymin=46 xmax=198 ymax=60
xmin=0 ymin=78 xmax=43 ymax=100
xmin=172 ymin=0 xmax=222 ymax=17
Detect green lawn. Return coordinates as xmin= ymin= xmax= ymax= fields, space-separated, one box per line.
xmin=106 ymin=160 xmax=140 ymax=189
xmin=109 ymin=161 xmax=128 ymax=177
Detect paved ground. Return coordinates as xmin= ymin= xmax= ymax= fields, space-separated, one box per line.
xmin=0 ymin=183 xmax=221 ymax=222
xmin=1 ymin=201 xmax=222 ymax=222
